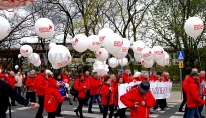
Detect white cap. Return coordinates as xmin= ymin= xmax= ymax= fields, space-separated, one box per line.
xmin=133 ymin=72 xmax=142 ymax=78
xmin=46 ymin=69 xmax=52 ymax=75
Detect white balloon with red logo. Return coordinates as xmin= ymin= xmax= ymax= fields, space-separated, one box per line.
xmin=132 ymin=40 xmax=146 ymax=54
xmin=35 ymin=18 xmax=54 ymax=39
xmin=0 ymin=16 xmax=10 ymax=40
xmin=28 ymin=53 xmax=40 ymax=64
xmin=15 ymin=65 xmax=18 ymax=69
xmin=108 ymin=57 xmax=119 ymax=68
xmin=122 ymin=38 xmax=130 ymax=48
xmin=72 ymin=34 xmax=89 ymax=52
xmin=113 ymin=42 xmax=128 ymax=59
xmin=156 ymin=52 xmax=170 ymax=66
xmin=98 ymin=28 xmax=114 ymax=43
xmin=119 ymin=58 xmax=128 ymax=66
xmin=34 ymin=60 xmax=41 ymax=67
xmin=141 ymin=59 xmax=154 ymax=68
xmin=48 ymin=45 xmax=72 ymax=68
xmin=142 ymin=47 xmax=153 ymax=61
xmin=20 ymin=45 xmax=33 ymax=57
xmin=184 ymin=17 xmax=204 ymax=38
xmin=95 ymin=48 xmax=109 ymax=62
xmin=18 ymin=54 xmax=22 ymax=58
xmin=48 ymin=42 xmax=56 ymax=50
xmin=52 ymin=65 xmax=60 ymax=69
xmin=103 ymin=33 xmax=123 ymax=54
xmin=152 ymin=46 xmax=164 ymax=61
xmin=0 ymin=0 xmax=37 ymax=10
xmin=88 ymin=35 xmax=101 ymax=51
xmin=134 ymin=53 xmax=142 ymax=62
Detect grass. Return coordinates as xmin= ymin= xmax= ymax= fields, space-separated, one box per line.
xmin=172 ymin=83 xmax=181 ymax=91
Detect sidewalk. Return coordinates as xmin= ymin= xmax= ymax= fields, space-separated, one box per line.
xmin=167 ymin=91 xmax=183 ymax=103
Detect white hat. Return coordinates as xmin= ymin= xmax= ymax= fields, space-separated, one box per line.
xmin=133 ymin=72 xmax=142 ymax=78
xmin=46 ymin=69 xmax=52 ymax=75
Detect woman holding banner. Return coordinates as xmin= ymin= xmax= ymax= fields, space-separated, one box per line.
xmin=120 ymin=81 xmax=156 ymax=118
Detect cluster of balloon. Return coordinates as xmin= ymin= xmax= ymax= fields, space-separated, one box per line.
xmin=48 ymin=45 xmax=72 ymax=69
xmin=0 ymin=0 xmax=37 ymax=10
xmin=0 ymin=16 xmax=11 ymax=40
xmin=34 ymin=18 xmax=54 ymax=39
xmin=93 ymin=60 xmax=109 ymax=76
xmin=184 ymin=17 xmax=204 ymax=38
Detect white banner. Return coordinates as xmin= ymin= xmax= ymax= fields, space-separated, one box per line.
xmin=118 ymin=81 xmax=172 ymax=108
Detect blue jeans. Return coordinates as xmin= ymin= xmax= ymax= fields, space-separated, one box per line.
xmin=187 ymin=107 xmax=200 ymax=118
xmin=89 ymin=94 xmax=104 ymax=112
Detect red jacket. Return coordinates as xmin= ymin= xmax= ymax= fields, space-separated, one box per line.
xmin=149 ymin=75 xmax=157 ymax=81
xmin=62 ymin=74 xmax=71 ymax=84
xmin=140 ymin=76 xmax=147 ymax=81
xmin=25 ymin=77 xmax=36 ymax=91
xmin=101 ymin=83 xmax=115 ymax=105
xmin=35 ymin=73 xmax=48 ymax=96
xmin=199 ymin=75 xmax=205 ymax=83
xmin=133 ymin=77 xmax=141 ymax=81
xmin=44 ymin=78 xmax=65 ymax=112
xmin=182 ymin=77 xmax=189 ymax=93
xmin=84 ymin=75 xmax=91 ymax=88
xmin=120 ymin=88 xmax=156 ymax=118
xmin=122 ymin=73 xmax=130 ymax=83
xmin=6 ymin=75 xmax=16 ymax=88
xmin=74 ymin=78 xmax=89 ymax=98
xmin=186 ymin=76 xmax=205 ymax=108
xmin=90 ymin=77 xmax=101 ymax=95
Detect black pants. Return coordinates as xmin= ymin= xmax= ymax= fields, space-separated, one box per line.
xmin=156 ymin=99 xmax=166 ymax=110
xmin=118 ymin=108 xmax=127 ymax=118
xmin=84 ymin=90 xmax=90 ymax=105
xmin=15 ymin=87 xmax=21 ymax=95
xmin=48 ymin=112 xmax=56 ymax=118
xmin=76 ymin=98 xmax=85 ymax=117
xmin=56 ymin=102 xmax=62 ymax=115
xmin=27 ymin=92 xmax=36 ymax=102
xmin=103 ymin=105 xmax=114 ymax=118
xmin=36 ymin=95 xmax=45 ymax=118
xmin=179 ymin=92 xmax=187 ymax=111
xmin=183 ymin=104 xmax=188 ymax=118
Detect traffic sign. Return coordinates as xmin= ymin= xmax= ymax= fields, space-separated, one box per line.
xmin=177 ymin=51 xmax=184 ymax=61
xmin=179 ymin=61 xmax=184 ymax=68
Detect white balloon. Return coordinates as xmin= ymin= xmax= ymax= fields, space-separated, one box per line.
xmin=184 ymin=17 xmax=204 ymax=38
xmin=133 ymin=40 xmax=146 ymax=54
xmin=15 ymin=65 xmax=18 ymax=69
xmin=122 ymin=38 xmax=130 ymax=48
xmin=18 ymin=54 xmax=22 ymax=58
xmin=152 ymin=46 xmax=164 ymax=61
xmin=98 ymin=28 xmax=114 ymax=42
xmin=48 ymin=42 xmax=56 ymax=50
xmin=20 ymin=45 xmax=33 ymax=57
xmin=141 ymin=59 xmax=154 ymax=68
xmin=142 ymin=48 xmax=153 ymax=61
xmin=34 ymin=60 xmax=41 ymax=67
xmin=95 ymin=48 xmax=109 ymax=62
xmin=108 ymin=57 xmax=119 ymax=68
xmin=156 ymin=52 xmax=170 ymax=66
xmin=48 ymin=45 xmax=72 ymax=68
xmin=0 ymin=1 xmax=37 ymax=10
xmin=72 ymin=34 xmax=89 ymax=52
xmin=52 ymin=65 xmax=60 ymax=69
xmin=88 ymin=35 xmax=101 ymax=51
xmin=103 ymin=33 xmax=123 ymax=54
xmin=113 ymin=41 xmax=128 ymax=59
xmin=35 ymin=18 xmax=54 ymax=38
xmin=0 ymin=16 xmax=10 ymax=40
xmin=134 ymin=53 xmax=142 ymax=62
xmin=28 ymin=53 xmax=40 ymax=64
xmin=119 ymin=58 xmax=128 ymax=66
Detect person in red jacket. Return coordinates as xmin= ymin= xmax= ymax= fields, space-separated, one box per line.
xmin=84 ymin=71 xmax=91 ymax=106
xmin=101 ymin=76 xmax=115 ymax=118
xmin=149 ymin=71 xmax=157 ymax=81
xmin=122 ymin=68 xmax=130 ymax=83
xmin=140 ymin=72 xmax=148 ymax=81
xmin=6 ymin=71 xmax=17 ymax=106
xmin=35 ymin=69 xmax=48 ymax=118
xmin=44 ymin=77 xmax=67 ymax=118
xmin=120 ymin=81 xmax=156 ymax=118
xmin=88 ymin=72 xmax=104 ymax=113
xmin=62 ymin=71 xmax=71 ymax=85
xmin=133 ymin=72 xmax=142 ymax=81
xmin=25 ymin=70 xmax=37 ymax=103
xmin=186 ymin=72 xmax=206 ymax=118
xmin=74 ymin=73 xmax=89 ymax=118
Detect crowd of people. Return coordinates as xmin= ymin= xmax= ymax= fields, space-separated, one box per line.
xmin=3 ymin=67 xmax=205 ymax=118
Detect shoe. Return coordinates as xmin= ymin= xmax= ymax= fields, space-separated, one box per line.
xmin=88 ymin=111 xmax=93 ymax=113
xmin=100 ymin=111 xmax=104 ymax=113
xmin=114 ymin=113 xmax=118 ymax=118
xmin=55 ymin=114 xmax=62 ymax=117
xmin=150 ymin=112 xmax=153 ymax=114
xmin=74 ymin=109 xmax=79 ymax=116
xmin=84 ymin=103 xmax=88 ymax=106
xmin=69 ymin=102 xmax=73 ymax=105
xmin=178 ymin=110 xmax=184 ymax=112
xmin=12 ymin=104 xmax=17 ymax=106
xmin=80 ymin=115 xmax=84 ymax=118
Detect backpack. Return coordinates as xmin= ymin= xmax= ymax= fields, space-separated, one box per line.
xmin=70 ymin=80 xmax=80 ymax=97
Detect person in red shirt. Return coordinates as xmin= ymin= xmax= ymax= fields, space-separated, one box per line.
xmin=199 ymin=71 xmax=205 ymax=83
xmin=149 ymin=71 xmax=157 ymax=81
xmin=62 ymin=71 xmax=71 ymax=85
xmin=25 ymin=70 xmax=37 ymax=103
xmin=35 ymin=69 xmax=48 ymax=118
xmin=74 ymin=73 xmax=89 ymax=118
xmin=122 ymin=68 xmax=130 ymax=83
xmin=88 ymin=72 xmax=104 ymax=113
xmin=133 ymin=72 xmax=142 ymax=81
xmin=120 ymin=81 xmax=156 ymax=118
xmin=101 ymin=76 xmax=115 ymax=118
xmin=44 ymin=76 xmax=67 ymax=118
xmin=6 ymin=71 xmax=17 ymax=106
xmin=84 ymin=71 xmax=91 ymax=106
xmin=140 ymin=72 xmax=148 ymax=81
